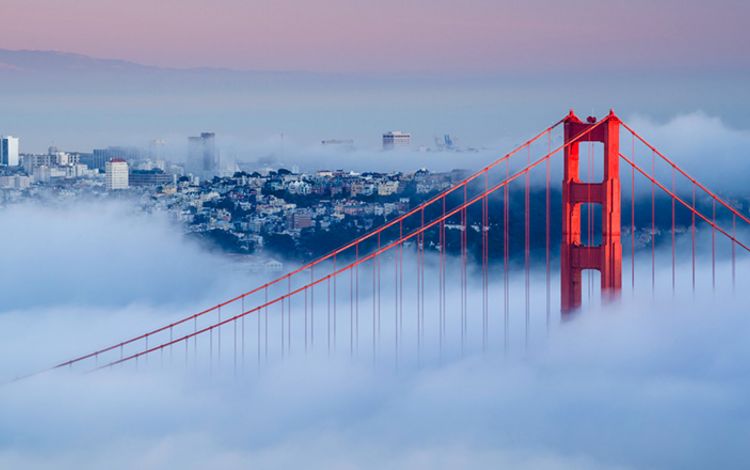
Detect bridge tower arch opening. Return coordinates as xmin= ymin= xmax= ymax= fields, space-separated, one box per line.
xmin=561 ymin=110 xmax=622 ymax=313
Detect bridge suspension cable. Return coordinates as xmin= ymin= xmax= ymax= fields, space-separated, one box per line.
xmin=49 ymin=119 xmax=566 ymax=372
xmin=47 ymin=118 xmax=607 ymax=373
xmin=619 ymin=153 xmax=750 ymax=253
xmin=13 ymin=110 xmax=748 ymax=381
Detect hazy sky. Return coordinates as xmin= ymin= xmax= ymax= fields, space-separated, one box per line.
xmin=2 ymin=0 xmax=749 ymax=73
xmin=1 ymin=0 xmax=749 ymax=155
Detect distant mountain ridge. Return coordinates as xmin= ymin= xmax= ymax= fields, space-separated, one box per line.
xmin=0 ymin=49 xmax=498 ymax=93
xmin=0 ymin=48 xmax=338 ymax=93
xmin=0 ymin=49 xmax=286 ymax=75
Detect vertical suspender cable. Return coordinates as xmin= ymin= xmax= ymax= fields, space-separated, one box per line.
xmin=631 ymin=135 xmax=636 ymax=293
xmin=461 ymin=185 xmax=467 ymax=354
xmin=691 ymin=186 xmax=696 ymax=295
xmin=377 ymin=233 xmax=381 ymax=347
xmin=420 ymin=208 xmax=426 ymax=349
xmin=394 ymin=237 xmax=399 ymax=365
xmin=546 ymin=133 xmax=551 ymax=330
xmin=355 ymin=244 xmax=359 ymax=353
xmin=217 ymin=307 xmax=221 ymax=365
xmin=672 ymin=167 xmax=677 ymax=296
xmin=732 ymin=214 xmax=737 ymax=294
xmin=439 ymin=196 xmax=445 ymax=354
xmin=483 ymin=172 xmax=489 ymax=351
xmin=524 ymin=145 xmax=531 ymax=348
xmin=333 ymin=255 xmax=337 ymax=352
xmin=372 ymin=250 xmax=377 ymax=363
xmin=503 ymin=160 xmax=510 ymax=353
xmin=327 ymin=264 xmax=331 ymax=355
xmin=264 ymin=286 xmax=268 ymax=362
xmin=280 ymin=298 xmax=284 ymax=359
xmin=399 ymin=221 xmax=403 ymax=347
xmin=651 ymin=151 xmax=656 ymax=296
xmin=417 ymin=212 xmax=422 ymax=358
xmin=350 ymin=251 xmax=354 ymax=356
xmin=712 ymin=200 xmax=716 ymax=292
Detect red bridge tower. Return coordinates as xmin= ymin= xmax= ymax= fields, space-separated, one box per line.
xmin=561 ymin=110 xmax=622 ymax=313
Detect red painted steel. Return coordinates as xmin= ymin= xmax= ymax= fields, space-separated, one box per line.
xmin=561 ymin=110 xmax=622 ymax=313
xmin=546 ymin=133 xmax=551 ymax=327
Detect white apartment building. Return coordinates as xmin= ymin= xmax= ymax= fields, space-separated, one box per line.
xmin=105 ymin=158 xmax=129 ymax=190
xmin=0 ymin=136 xmax=19 ymax=166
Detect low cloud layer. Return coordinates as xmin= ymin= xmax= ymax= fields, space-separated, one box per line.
xmin=0 ymin=200 xmax=749 ymax=469
xmin=626 ymin=112 xmax=750 ymax=193
xmin=0 ymin=202 xmax=272 ymax=376
xmin=2 ymin=292 xmax=750 ymax=469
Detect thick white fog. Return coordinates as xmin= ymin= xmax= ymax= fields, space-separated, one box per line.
xmin=627 ymin=112 xmax=750 ymax=193
xmin=0 ymin=202 xmax=273 ymax=377
xmin=0 ymin=198 xmax=749 ymax=469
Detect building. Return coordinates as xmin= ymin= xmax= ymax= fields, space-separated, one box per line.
xmin=382 ymin=131 xmax=410 ymax=151
xmin=377 ymin=180 xmax=400 ymax=196
xmin=80 ymin=152 xmax=108 ymax=172
xmin=149 ymin=139 xmax=166 ymax=161
xmin=87 ymin=146 xmax=142 ymax=171
xmin=105 ymin=158 xmax=129 ymax=190
xmin=188 ymin=132 xmax=218 ymax=175
xmin=129 ymin=169 xmax=172 ymax=187
xmin=22 ymin=153 xmax=54 ymax=173
xmin=32 ymin=165 xmax=68 ymax=183
xmin=1 ymin=136 xmax=19 ymax=166
xmin=22 ymin=149 xmax=82 ymax=174
xmin=0 ymin=175 xmax=31 ymax=189
xmin=52 ymin=151 xmax=78 ymax=166
xmin=291 ymin=211 xmax=314 ymax=229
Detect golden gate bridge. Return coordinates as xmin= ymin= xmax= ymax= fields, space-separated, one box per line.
xmin=32 ymin=110 xmax=750 ymax=375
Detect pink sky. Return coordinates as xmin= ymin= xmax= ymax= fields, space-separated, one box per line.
xmin=2 ymin=0 xmax=748 ymax=73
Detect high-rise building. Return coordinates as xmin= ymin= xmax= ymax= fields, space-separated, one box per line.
xmin=382 ymin=131 xmax=411 ymax=150
xmin=86 ymin=146 xmax=141 ymax=172
xmin=1 ymin=136 xmax=20 ymax=166
xmin=187 ymin=132 xmax=218 ymax=175
xmin=105 ymin=158 xmax=129 ymax=190
xmin=149 ymin=139 xmax=166 ymax=160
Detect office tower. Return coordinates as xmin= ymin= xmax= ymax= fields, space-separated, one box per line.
xmin=105 ymin=158 xmax=129 ymax=190
xmin=0 ymin=136 xmax=20 ymax=166
xmin=149 ymin=139 xmax=166 ymax=159
xmin=87 ymin=146 xmax=140 ymax=171
xmin=382 ymin=131 xmax=411 ymax=150
xmin=187 ymin=132 xmax=218 ymax=175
